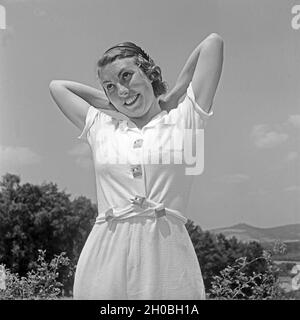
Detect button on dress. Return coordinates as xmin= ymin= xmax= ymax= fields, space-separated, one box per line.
xmin=73 ymin=82 xmax=213 ymax=300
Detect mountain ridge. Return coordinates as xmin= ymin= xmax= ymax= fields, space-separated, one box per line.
xmin=208 ymin=223 xmax=300 ymax=243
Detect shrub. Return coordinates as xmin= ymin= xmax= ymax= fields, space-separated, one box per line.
xmin=207 ymin=241 xmax=288 ymax=300
xmin=0 ymin=249 xmax=74 ymax=300
xmin=185 ymin=219 xmax=267 ymax=290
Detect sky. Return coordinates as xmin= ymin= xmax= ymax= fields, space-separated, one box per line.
xmin=0 ymin=0 xmax=299 ymax=230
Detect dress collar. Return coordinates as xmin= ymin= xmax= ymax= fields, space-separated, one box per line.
xmin=101 ymin=109 xmax=175 ymax=132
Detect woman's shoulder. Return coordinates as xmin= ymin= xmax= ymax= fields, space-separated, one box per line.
xmin=81 ymin=105 xmax=115 ymax=131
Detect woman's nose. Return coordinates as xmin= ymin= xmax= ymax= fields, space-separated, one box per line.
xmin=116 ymin=83 xmax=129 ymax=97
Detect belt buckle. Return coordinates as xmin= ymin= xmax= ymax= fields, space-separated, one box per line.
xmin=130 ymin=164 xmax=142 ymax=178
xmin=130 ymin=195 xmax=146 ymax=207
xmin=105 ymin=216 xmax=114 ymax=222
xmin=155 ymin=208 xmax=166 ymax=218
xmin=105 ymin=208 xmax=114 ymax=222
xmin=133 ymin=139 xmax=143 ymax=149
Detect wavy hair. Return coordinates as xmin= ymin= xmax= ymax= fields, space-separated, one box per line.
xmin=97 ymin=42 xmax=168 ymax=98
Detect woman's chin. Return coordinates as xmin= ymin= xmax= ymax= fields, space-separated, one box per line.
xmin=128 ymin=110 xmax=145 ymax=119
xmin=126 ymin=105 xmax=146 ymax=118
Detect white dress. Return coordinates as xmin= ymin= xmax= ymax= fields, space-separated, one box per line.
xmin=73 ymin=82 xmax=213 ymax=300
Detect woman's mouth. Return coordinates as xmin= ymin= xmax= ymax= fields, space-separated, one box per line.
xmin=124 ymin=94 xmax=140 ymax=106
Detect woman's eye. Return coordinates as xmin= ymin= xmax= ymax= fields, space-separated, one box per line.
xmin=122 ymin=72 xmax=132 ymax=80
xmin=106 ymin=84 xmax=114 ymax=91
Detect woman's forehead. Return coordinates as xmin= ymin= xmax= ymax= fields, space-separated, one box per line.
xmin=100 ymin=57 xmax=137 ymax=82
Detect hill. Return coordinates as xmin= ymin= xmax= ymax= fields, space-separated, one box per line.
xmin=208 ymin=223 xmax=300 ymax=243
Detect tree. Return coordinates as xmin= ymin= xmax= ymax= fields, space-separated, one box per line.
xmin=185 ymin=219 xmax=267 ymax=290
xmin=0 ymin=173 xmax=97 ymax=294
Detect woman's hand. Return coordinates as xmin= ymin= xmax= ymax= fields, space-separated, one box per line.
xmin=159 ymin=89 xmax=183 ymax=113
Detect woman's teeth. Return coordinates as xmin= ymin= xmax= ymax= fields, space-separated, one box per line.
xmin=125 ymin=94 xmax=139 ymax=106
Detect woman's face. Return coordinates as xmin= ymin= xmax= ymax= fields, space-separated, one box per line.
xmin=99 ymin=57 xmax=156 ymax=118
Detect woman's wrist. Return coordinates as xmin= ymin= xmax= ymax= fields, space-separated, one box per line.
xmin=61 ymin=80 xmax=110 ymax=109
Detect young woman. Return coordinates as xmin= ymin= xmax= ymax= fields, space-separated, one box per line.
xmin=49 ymin=33 xmax=224 ymax=300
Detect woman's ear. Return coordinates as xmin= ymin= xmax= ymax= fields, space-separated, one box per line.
xmin=148 ymin=66 xmax=162 ymax=82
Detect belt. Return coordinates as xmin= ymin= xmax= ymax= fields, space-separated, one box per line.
xmin=95 ymin=197 xmax=187 ymax=225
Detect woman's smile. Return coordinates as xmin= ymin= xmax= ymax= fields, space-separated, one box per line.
xmin=124 ymin=94 xmax=140 ymax=106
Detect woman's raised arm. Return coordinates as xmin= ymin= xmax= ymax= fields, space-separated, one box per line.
xmin=49 ymin=80 xmax=114 ymax=131
xmin=166 ymin=33 xmax=224 ymax=113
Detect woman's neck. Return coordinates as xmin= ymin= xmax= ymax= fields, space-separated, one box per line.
xmin=130 ymin=99 xmax=162 ymax=129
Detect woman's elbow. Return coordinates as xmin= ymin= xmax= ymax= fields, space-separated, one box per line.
xmin=49 ymin=80 xmax=66 ymax=93
xmin=49 ymin=80 xmax=62 ymax=87
xmin=207 ymin=33 xmax=223 ymax=42
xmin=49 ymin=80 xmax=58 ymax=90
xmin=203 ymin=33 xmax=224 ymax=55
xmin=203 ymin=33 xmax=224 ymax=51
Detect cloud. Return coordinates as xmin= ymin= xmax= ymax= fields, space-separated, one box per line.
xmin=248 ymin=188 xmax=269 ymax=197
xmin=0 ymin=145 xmax=42 ymax=172
xmin=68 ymin=143 xmax=91 ymax=156
xmin=68 ymin=143 xmax=92 ymax=169
xmin=215 ymin=173 xmax=250 ymax=184
xmin=74 ymin=157 xmax=93 ymax=170
xmin=284 ymin=185 xmax=300 ymax=192
xmin=251 ymin=124 xmax=288 ymax=148
xmin=285 ymin=151 xmax=298 ymax=162
xmin=288 ymin=114 xmax=300 ymax=129
xmin=33 ymin=8 xmax=46 ymax=16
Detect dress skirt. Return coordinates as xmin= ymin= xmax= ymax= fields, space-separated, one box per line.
xmin=73 ymin=214 xmax=205 ymax=300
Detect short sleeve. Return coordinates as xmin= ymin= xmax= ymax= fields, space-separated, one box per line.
xmin=177 ymin=82 xmax=213 ymax=130
xmin=186 ymin=82 xmax=214 ymax=120
xmin=77 ymin=105 xmax=100 ymax=143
